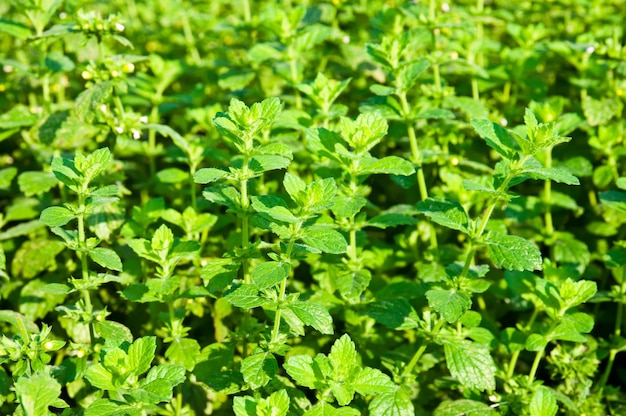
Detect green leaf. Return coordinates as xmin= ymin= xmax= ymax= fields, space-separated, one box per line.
xmin=85 ymin=363 xmax=115 ymax=391
xmin=201 ymin=258 xmax=240 ymax=292
xmin=582 ymin=96 xmax=622 ymax=126
xmin=358 ymin=156 xmax=414 ymax=176
xmin=74 ymin=81 xmax=114 ymax=122
xmin=0 ymin=105 xmax=38 ymax=129
xmin=194 ymin=168 xmax=229 ymax=184
xmin=249 ymin=155 xmax=291 ymax=173
xmin=353 ymin=367 xmax=395 ymax=395
xmin=331 ymin=196 xmax=367 ymax=218
xmin=0 ymin=18 xmax=32 ymax=39
xmin=426 ymin=289 xmax=472 ymax=323
xmin=165 ymin=338 xmax=203 ymax=371
xmin=487 ymin=233 xmax=542 ymax=271
xmin=362 ymin=298 xmax=420 ymax=330
xmin=397 ymin=59 xmax=430 ymax=92
xmin=520 ymin=158 xmax=579 ymax=185
xmin=233 ymin=396 xmax=257 ymax=416
xmin=525 ymin=334 xmax=548 ymax=351
xmin=434 ymin=399 xmax=494 ymax=416
xmin=40 ymin=206 xmax=75 ymax=227
xmin=443 ymin=339 xmax=496 ymax=391
xmin=284 ymin=355 xmax=318 ymax=389
xmin=369 ymin=389 xmax=415 ymax=416
xmin=530 ymin=387 xmax=558 ymax=416
xmin=0 ymin=167 xmax=17 ymax=189
xmin=558 ymin=279 xmax=596 ymax=309
xmin=241 ymin=352 xmax=277 ymax=389
xmin=288 ymin=301 xmax=334 ymax=334
xmin=366 ymin=213 xmax=418 ymax=229
xmin=471 ymin=119 xmax=518 ymax=159
xmin=18 ymin=171 xmax=58 ymax=196
xmin=550 ymin=312 xmax=594 ymax=342
xmin=14 ymin=372 xmax=63 ymax=416
xmin=301 ymin=228 xmax=347 ymax=254
xmin=89 ymin=247 xmax=123 ymax=271
xmin=11 ymin=239 xmax=65 ymax=279
xmin=128 ymin=336 xmax=156 ymax=376
xmin=145 ymin=364 xmax=186 ymax=387
xmin=268 ymin=390 xmax=290 ymax=416
xmin=328 ymin=334 xmax=359 ymax=378
xmin=252 ymin=261 xmax=290 ymax=290
xmin=252 ymin=195 xmax=298 ymax=223
xmin=224 ymin=284 xmax=265 ymax=309
xmin=85 ymin=399 xmax=140 ymax=416
xmin=156 ymin=167 xmax=188 ymax=184
xmin=417 ymin=197 xmax=469 ymax=233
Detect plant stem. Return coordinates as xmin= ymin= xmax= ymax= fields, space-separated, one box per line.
xmin=242 ymin=0 xmax=251 ymax=23
xmin=597 ymin=272 xmax=626 ymax=390
xmin=507 ymin=308 xmax=538 ymax=378
xmin=398 ymin=92 xmax=438 ymax=250
xmin=270 ymin=228 xmax=299 ymax=344
xmin=402 ymin=318 xmax=445 ymax=378
xmin=181 ymin=6 xmax=201 ymax=66
xmin=527 ymin=349 xmax=543 ymax=384
xmin=543 ymin=147 xmax=554 ymax=240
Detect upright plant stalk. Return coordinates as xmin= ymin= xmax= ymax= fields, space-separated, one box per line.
xmin=471 ymin=0 xmax=485 ymax=100
xmin=398 ymin=92 xmax=438 ymax=250
xmin=270 ymin=230 xmax=298 ymax=344
xmin=597 ymin=267 xmax=626 ymax=390
xmin=76 ymin=186 xmax=95 ymax=345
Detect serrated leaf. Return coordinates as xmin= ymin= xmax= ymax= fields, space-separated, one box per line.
xmin=288 ymin=301 xmax=333 ymax=334
xmin=193 ymin=168 xmax=228 ymax=184
xmin=433 ymin=399 xmax=494 ymax=416
xmin=369 ymin=389 xmax=414 ymax=416
xmin=40 ymin=206 xmax=75 ymax=227
xmin=252 ymin=261 xmax=290 ymax=290
xmin=241 ymin=352 xmax=277 ymax=389
xmin=362 ymin=298 xmax=420 ymax=330
xmin=11 ymin=239 xmax=65 ymax=279
xmin=520 ymin=158 xmax=579 ymax=185
xmin=366 ymin=213 xmax=418 ymax=229
xmin=284 ymin=355 xmax=317 ymax=389
xmin=328 ymin=334 xmax=359 ymax=377
xmin=128 ymin=336 xmax=156 ymax=376
xmin=353 ymin=367 xmax=395 ymax=395
xmin=397 ymin=59 xmax=430 ymax=92
xmin=224 ymin=284 xmax=265 ymax=309
xmin=249 ymin=155 xmax=291 ymax=173
xmin=85 ymin=363 xmax=115 ymax=391
xmin=487 ymin=233 xmax=542 ymax=271
xmin=358 ymin=156 xmax=414 ymax=176
xmin=530 ymin=387 xmax=558 ymax=416
xmin=74 ymin=82 xmax=114 ymax=122
xmin=18 ymin=171 xmax=58 ymax=196
xmin=14 ymin=373 xmax=63 ymax=416
xmin=331 ymin=196 xmax=367 ymax=218
xmin=443 ymin=339 xmax=496 ymax=391
xmin=252 ymin=195 xmax=298 ymax=223
xmin=426 ymin=289 xmax=472 ymax=323
xmin=85 ymin=399 xmax=140 ymax=416
xmin=145 ymin=364 xmax=186 ymax=387
xmin=301 ymin=228 xmax=347 ymax=254
xmin=89 ymin=247 xmax=123 ymax=271
xmin=156 ymin=167 xmax=188 ymax=184
xmin=471 ymin=119 xmax=518 ymax=159
xmin=417 ymin=197 xmax=469 ymax=233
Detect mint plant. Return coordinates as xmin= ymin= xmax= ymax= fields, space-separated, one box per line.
xmin=1 ymin=1 xmax=625 ymax=415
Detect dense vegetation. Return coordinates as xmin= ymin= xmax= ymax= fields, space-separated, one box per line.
xmin=1 ymin=0 xmax=625 ymax=414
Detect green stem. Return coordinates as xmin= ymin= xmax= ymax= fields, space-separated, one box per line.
xmin=527 ymin=349 xmax=543 ymax=384
xmin=402 ymin=318 xmax=445 ymax=378
xmin=270 ymin=230 xmax=299 ymax=345
xmin=242 ymin=0 xmax=251 ymax=23
xmin=181 ymin=6 xmax=201 ymax=65
xmin=544 ymin=148 xmax=554 ymax=239
xmin=507 ymin=309 xmax=538 ymax=378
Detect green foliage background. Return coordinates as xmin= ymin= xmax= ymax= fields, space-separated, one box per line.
xmin=0 ymin=0 xmax=625 ymax=415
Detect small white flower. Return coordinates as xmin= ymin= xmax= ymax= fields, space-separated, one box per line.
xmin=342 ymin=35 xmax=350 ymax=44
xmin=585 ymin=46 xmax=595 ymax=54
xmin=3 ymin=65 xmax=13 ymax=73
xmin=59 ymin=12 xmax=67 ymax=20
xmin=81 ymin=70 xmax=92 ymax=80
xmin=500 ymin=118 xmax=508 ymax=127
xmin=114 ymin=126 xmax=125 ymax=134
xmin=110 ymin=69 xmax=119 ymax=78
xmin=140 ymin=116 xmax=148 ymax=123
xmin=441 ymin=3 xmax=450 ymax=12
xmin=131 ymin=128 xmax=141 ymax=140
xmin=115 ymin=22 xmax=125 ymax=32
xmin=450 ymin=51 xmax=459 ymax=60
xmin=100 ymin=104 xmax=108 ymax=113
